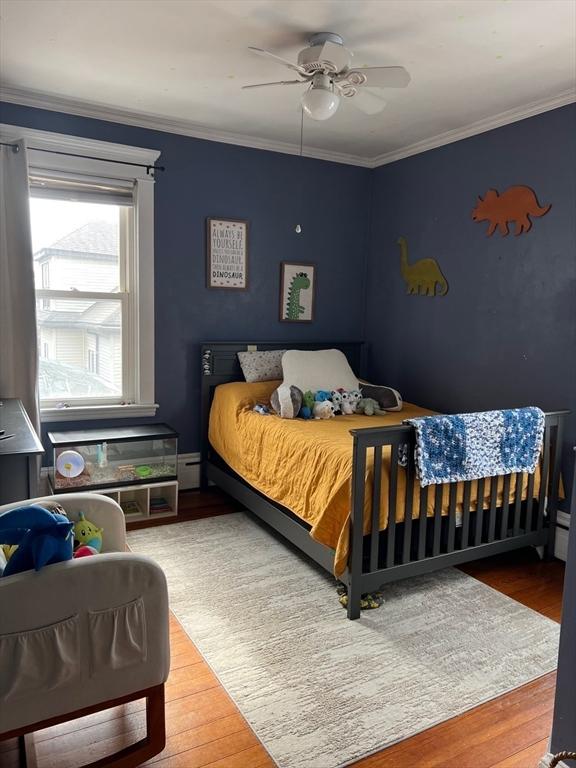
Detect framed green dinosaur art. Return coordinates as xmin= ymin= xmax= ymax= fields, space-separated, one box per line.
xmin=279 ymin=262 xmax=316 ymax=322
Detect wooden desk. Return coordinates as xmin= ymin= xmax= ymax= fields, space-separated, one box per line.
xmin=0 ymin=398 xmax=44 ymax=504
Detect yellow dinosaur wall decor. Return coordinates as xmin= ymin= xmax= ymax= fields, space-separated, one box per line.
xmin=398 ymin=236 xmax=448 ymax=297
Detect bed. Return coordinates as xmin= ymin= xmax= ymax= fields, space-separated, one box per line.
xmin=201 ymin=341 xmax=567 ymax=620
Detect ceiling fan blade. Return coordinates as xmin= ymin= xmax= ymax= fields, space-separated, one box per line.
xmin=348 ymin=66 xmax=411 ymax=89
xmin=315 ymin=40 xmax=351 ymax=72
xmin=242 ymin=80 xmax=305 ymax=90
xmin=347 ymin=88 xmax=387 ymax=116
xmin=247 ymin=46 xmax=307 ymax=75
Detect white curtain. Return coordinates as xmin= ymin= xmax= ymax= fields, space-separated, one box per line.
xmin=0 ymin=139 xmax=40 ymax=434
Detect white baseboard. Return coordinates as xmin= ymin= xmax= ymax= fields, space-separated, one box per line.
xmin=178 ymin=453 xmax=201 ymax=490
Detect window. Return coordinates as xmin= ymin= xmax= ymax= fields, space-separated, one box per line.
xmin=30 ymin=176 xmax=132 ymax=406
xmin=2 ymin=122 xmax=160 ymax=421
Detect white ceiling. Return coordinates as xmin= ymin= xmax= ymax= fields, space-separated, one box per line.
xmin=1 ymin=0 xmax=575 ymax=165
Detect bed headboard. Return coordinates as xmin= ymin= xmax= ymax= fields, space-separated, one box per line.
xmin=200 ymin=341 xmax=366 ymax=476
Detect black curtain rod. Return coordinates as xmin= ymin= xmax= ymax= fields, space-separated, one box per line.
xmin=0 ymin=141 xmax=165 ymax=175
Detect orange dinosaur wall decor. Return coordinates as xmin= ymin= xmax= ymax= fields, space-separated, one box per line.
xmin=471 ymin=186 xmax=551 ymax=236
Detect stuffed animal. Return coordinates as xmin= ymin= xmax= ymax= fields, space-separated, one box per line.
xmin=40 ymin=500 xmax=68 ymax=516
xmin=314 ymin=390 xmax=332 ymax=402
xmin=253 ymin=404 xmax=270 ymax=415
xmin=270 ymin=384 xmax=303 ymax=419
xmin=348 ymin=389 xmax=362 ymax=411
xmin=330 ymin=390 xmax=343 ymax=414
xmin=73 ymin=544 xmax=99 ymax=559
xmin=360 ymin=383 xmax=403 ymax=412
xmin=313 ymin=400 xmax=336 ymax=420
xmin=298 ymin=390 xmax=315 ymax=419
xmin=355 ymin=397 xmax=387 ymax=416
xmin=1 ymin=543 xmax=18 ymax=562
xmin=338 ymin=389 xmax=355 ymax=415
xmin=0 ymin=504 xmax=74 ymax=577
xmin=74 ymin=512 xmax=103 ymax=553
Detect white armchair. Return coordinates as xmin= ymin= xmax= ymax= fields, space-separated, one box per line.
xmin=0 ymin=493 xmax=170 ymax=767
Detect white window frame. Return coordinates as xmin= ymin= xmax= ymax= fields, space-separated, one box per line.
xmin=0 ymin=123 xmax=159 ymax=421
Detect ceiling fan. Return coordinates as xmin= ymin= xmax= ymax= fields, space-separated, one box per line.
xmin=243 ymin=32 xmax=411 ymax=121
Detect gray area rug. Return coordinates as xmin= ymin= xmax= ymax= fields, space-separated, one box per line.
xmin=128 ymin=513 xmax=559 ymax=768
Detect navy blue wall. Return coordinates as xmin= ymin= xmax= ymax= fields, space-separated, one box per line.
xmin=365 ymin=104 xmax=576 ymax=492
xmin=0 ymin=102 xmax=371 ymax=454
xmin=1 ymin=101 xmax=574 ymax=489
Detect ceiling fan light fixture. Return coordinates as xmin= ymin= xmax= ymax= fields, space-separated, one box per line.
xmin=301 ymin=74 xmax=340 ymax=121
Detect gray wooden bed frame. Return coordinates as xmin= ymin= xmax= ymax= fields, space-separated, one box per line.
xmin=200 ymin=341 xmax=568 ymax=620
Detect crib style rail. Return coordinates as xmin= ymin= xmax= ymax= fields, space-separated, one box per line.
xmin=345 ymin=411 xmax=567 ymax=620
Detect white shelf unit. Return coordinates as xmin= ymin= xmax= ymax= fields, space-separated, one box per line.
xmin=100 ymin=480 xmax=178 ymax=523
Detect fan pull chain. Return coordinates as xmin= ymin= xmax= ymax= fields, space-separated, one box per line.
xmin=295 ymin=106 xmax=304 ymax=234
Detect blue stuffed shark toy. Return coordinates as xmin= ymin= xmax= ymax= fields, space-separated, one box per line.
xmin=0 ymin=504 xmax=74 ymax=578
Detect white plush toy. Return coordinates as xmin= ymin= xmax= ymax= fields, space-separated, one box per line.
xmin=313 ymin=400 xmax=336 ymax=420
xmin=330 ymin=390 xmax=343 ymax=414
xmin=340 ymin=390 xmax=355 ymax=415
xmin=349 ymin=389 xmax=362 ymax=411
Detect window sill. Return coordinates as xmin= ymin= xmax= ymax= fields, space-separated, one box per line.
xmin=40 ymin=403 xmax=159 ymax=423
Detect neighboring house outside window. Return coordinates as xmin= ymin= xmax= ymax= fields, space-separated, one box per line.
xmin=87 ymin=333 xmax=99 ymax=375
xmin=33 ymin=219 xmax=121 ymax=396
xmin=41 ymin=261 xmax=50 ymax=309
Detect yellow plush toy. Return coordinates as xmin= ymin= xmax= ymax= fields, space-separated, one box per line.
xmin=73 ymin=512 xmax=103 ymax=552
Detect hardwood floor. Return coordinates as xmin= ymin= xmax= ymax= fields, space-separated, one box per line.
xmin=0 ymin=490 xmax=564 ymax=768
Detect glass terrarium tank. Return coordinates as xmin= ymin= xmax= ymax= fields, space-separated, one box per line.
xmin=48 ymin=424 xmax=178 ymax=492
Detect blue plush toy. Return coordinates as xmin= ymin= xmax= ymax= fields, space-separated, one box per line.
xmin=314 ymin=390 xmax=332 ymax=402
xmin=0 ymin=504 xmax=74 ymax=578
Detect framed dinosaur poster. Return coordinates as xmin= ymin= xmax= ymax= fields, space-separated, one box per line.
xmin=279 ymin=262 xmax=316 ymax=322
xmin=206 ymin=217 xmax=248 ymax=289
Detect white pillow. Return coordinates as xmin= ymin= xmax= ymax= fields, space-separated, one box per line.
xmin=281 ymin=349 xmax=359 ymax=393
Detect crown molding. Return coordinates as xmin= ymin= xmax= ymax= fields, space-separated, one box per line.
xmin=371 ymin=89 xmax=576 ymax=167
xmin=1 ymin=85 xmax=574 ymax=170
xmin=0 ymin=86 xmax=371 ymax=168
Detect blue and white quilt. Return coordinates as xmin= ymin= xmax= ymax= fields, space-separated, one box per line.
xmin=404 ymin=407 xmax=545 ymax=487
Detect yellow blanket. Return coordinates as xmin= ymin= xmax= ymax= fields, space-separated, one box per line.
xmin=208 ymin=381 xmax=539 ymax=577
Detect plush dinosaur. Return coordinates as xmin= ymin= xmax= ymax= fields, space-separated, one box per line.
xmin=355 ymin=397 xmax=387 ymax=416
xmin=299 ymin=390 xmax=315 ymax=419
xmin=0 ymin=504 xmax=74 ymax=577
